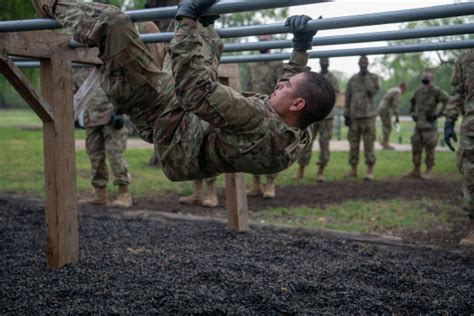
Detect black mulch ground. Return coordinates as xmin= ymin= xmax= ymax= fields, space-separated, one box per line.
xmin=1 ymin=195 xmax=473 ymax=314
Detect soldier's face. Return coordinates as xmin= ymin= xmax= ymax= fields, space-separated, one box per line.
xmin=270 ymin=73 xmax=305 ymax=116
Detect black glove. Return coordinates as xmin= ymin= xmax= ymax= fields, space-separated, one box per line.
xmin=199 ymin=14 xmax=220 ymax=26
xmin=285 ymin=15 xmax=318 ymax=51
xmin=176 ymin=0 xmax=216 ymax=21
xmin=344 ymin=115 xmax=352 ymax=127
xmin=426 ymin=112 xmax=438 ymax=122
xmin=111 ymin=113 xmax=125 ymax=130
xmin=444 ymin=120 xmax=457 ymax=152
xmin=411 ymin=115 xmax=418 ymax=122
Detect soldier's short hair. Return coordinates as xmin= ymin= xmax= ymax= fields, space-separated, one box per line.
xmin=296 ymin=71 xmax=336 ymax=129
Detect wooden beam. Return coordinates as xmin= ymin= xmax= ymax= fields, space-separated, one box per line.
xmin=218 ymin=64 xmax=249 ymax=232
xmin=73 ymin=66 xmax=101 ymax=120
xmin=225 ymin=173 xmax=249 ymax=232
xmin=40 ymin=58 xmax=79 ymax=268
xmin=0 ymin=51 xmax=54 ymax=122
xmin=0 ymin=31 xmax=101 ymax=65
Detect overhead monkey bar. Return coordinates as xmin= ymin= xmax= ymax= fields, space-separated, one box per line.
xmin=0 ymin=0 xmax=329 ymax=33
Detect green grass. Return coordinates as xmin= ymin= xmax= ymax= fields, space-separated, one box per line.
xmin=256 ymin=198 xmax=453 ymax=234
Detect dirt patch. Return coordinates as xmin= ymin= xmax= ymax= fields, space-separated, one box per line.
xmin=1 ymin=196 xmax=473 ymax=314
xmin=101 ymin=178 xmax=466 ymax=249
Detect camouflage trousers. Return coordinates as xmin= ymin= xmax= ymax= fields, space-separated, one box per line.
xmin=298 ymin=119 xmax=333 ymax=167
xmin=253 ymin=174 xmax=278 ymax=182
xmin=411 ymin=128 xmax=438 ymax=168
xmin=348 ymin=117 xmax=376 ymax=166
xmin=85 ymin=124 xmax=130 ymax=187
xmin=379 ymin=111 xmax=392 ymax=144
xmin=457 ymin=115 xmax=474 ymax=219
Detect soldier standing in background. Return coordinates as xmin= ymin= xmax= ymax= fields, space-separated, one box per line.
xmin=405 ymin=70 xmax=448 ymax=180
xmin=294 ymin=57 xmax=339 ymax=181
xmin=76 ymin=69 xmax=132 ymax=208
xmin=344 ymin=56 xmax=380 ymax=181
xmin=246 ymin=35 xmax=284 ymax=199
xmin=378 ymin=82 xmax=406 ymax=150
xmin=444 ymin=49 xmax=474 ymax=246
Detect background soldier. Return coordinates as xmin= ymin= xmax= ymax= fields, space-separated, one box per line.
xmin=405 ymin=70 xmax=448 ymax=179
xmin=76 ymin=69 xmax=132 ymax=208
xmin=344 ymin=56 xmax=380 ymax=181
xmin=444 ymin=49 xmax=474 ymax=246
xmin=246 ymin=35 xmax=284 ymax=199
xmin=294 ymin=57 xmax=339 ymax=181
xmin=378 ymin=82 xmax=406 ymax=150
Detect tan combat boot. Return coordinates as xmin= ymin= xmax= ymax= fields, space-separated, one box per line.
xmin=202 ymin=180 xmax=218 ymax=208
xmin=263 ymin=176 xmax=276 ymax=199
xmin=112 ymin=184 xmax=132 ymax=208
xmin=382 ymin=142 xmax=395 ymax=150
xmin=364 ymin=165 xmax=375 ymax=181
xmin=344 ymin=165 xmax=357 ymax=178
xmin=179 ymin=180 xmax=205 ymax=205
xmin=460 ymin=219 xmax=474 ymax=247
xmin=292 ymin=165 xmax=305 ymax=179
xmin=316 ymin=165 xmax=325 ymax=182
xmin=247 ymin=176 xmax=263 ymax=196
xmin=404 ymin=165 xmax=422 ymax=179
xmin=31 ymin=0 xmax=58 ymax=18
xmin=79 ymin=186 xmax=108 ymax=205
xmin=421 ymin=166 xmax=433 ymax=180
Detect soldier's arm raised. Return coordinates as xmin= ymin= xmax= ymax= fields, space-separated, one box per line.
xmin=364 ymin=74 xmax=380 ymax=97
xmin=445 ymin=62 xmax=464 ymax=122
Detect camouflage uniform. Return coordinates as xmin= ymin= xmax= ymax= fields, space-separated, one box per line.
xmin=445 ymin=49 xmax=474 ymax=219
xmin=74 ymin=68 xmax=130 ymax=188
xmin=298 ymin=71 xmax=339 ymax=167
xmin=54 ymin=2 xmax=311 ymax=181
xmin=409 ymin=84 xmax=448 ymax=169
xmin=378 ymin=87 xmax=402 ymax=145
xmin=345 ymin=72 xmax=380 ymax=167
xmin=246 ymin=60 xmax=284 ymax=185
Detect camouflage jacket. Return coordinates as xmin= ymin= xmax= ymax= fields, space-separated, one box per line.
xmin=344 ymin=72 xmax=380 ymax=119
xmin=322 ymin=71 xmax=340 ymax=119
xmin=169 ymin=22 xmax=312 ymax=176
xmin=378 ymin=86 xmax=402 ymax=116
xmin=445 ymin=49 xmax=474 ymax=124
xmin=410 ymin=84 xmax=449 ymax=130
xmin=73 ymin=68 xmax=114 ymax=128
xmin=247 ymin=60 xmax=283 ymax=96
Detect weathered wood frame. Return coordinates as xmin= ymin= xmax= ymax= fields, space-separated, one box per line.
xmin=0 ymin=31 xmax=248 ymax=268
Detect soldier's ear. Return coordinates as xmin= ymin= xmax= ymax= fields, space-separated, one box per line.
xmin=289 ymin=98 xmax=305 ymax=112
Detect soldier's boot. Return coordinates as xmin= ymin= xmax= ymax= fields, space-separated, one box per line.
xmin=344 ymin=165 xmax=358 ymax=178
xmin=202 ymin=180 xmax=218 ymax=208
xmin=292 ymin=165 xmax=305 ymax=179
xmin=421 ymin=166 xmax=433 ymax=180
xmin=459 ymin=219 xmax=474 ymax=247
xmin=382 ymin=142 xmax=395 ymax=150
xmin=364 ymin=165 xmax=375 ymax=181
xmin=112 ymin=184 xmax=132 ymax=208
xmin=31 ymin=0 xmax=58 ymax=18
xmin=403 ymin=165 xmax=422 ymax=179
xmin=263 ymin=177 xmax=276 ymax=199
xmin=79 ymin=186 xmax=108 ymax=205
xmin=247 ymin=177 xmax=263 ymax=196
xmin=316 ymin=165 xmax=325 ymax=182
xmin=179 ymin=180 xmax=205 ymax=205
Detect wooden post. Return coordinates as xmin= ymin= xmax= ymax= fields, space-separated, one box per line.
xmin=40 ymin=58 xmax=79 ymax=268
xmin=218 ymin=64 xmax=249 ymax=232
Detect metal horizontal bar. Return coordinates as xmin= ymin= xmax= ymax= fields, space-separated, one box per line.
xmin=218 ymin=3 xmax=474 ymax=38
xmin=219 ymin=40 xmax=474 ymax=63
xmin=68 ymin=2 xmax=474 ymax=48
xmin=0 ymin=0 xmax=327 ymax=33
xmin=224 ymin=23 xmax=474 ymax=52
xmin=14 ymin=40 xmax=474 ymax=67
